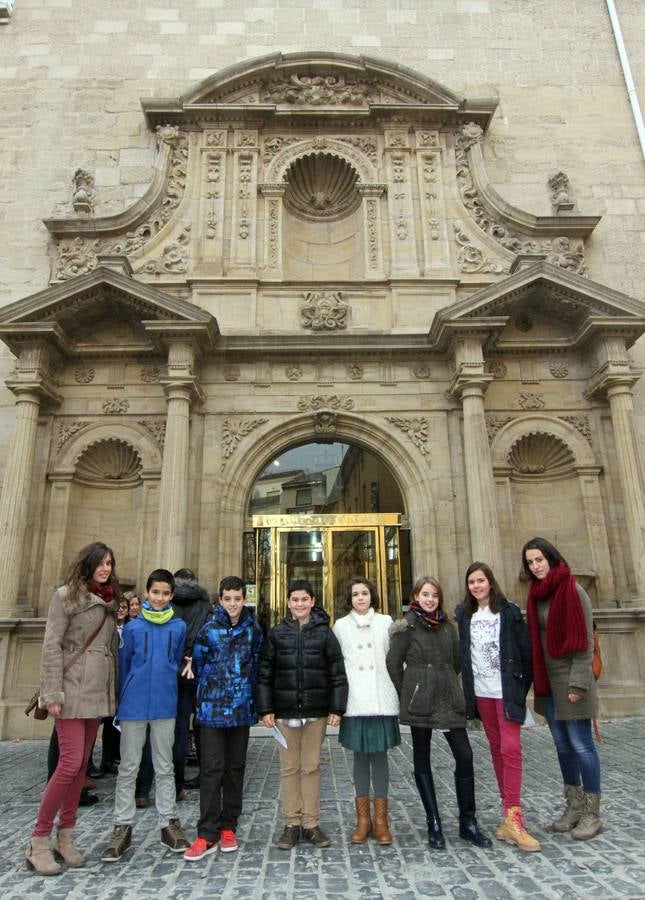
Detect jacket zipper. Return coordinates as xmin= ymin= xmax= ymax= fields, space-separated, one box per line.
xmin=410 ymin=683 xmax=420 ymax=706
xmin=296 ymin=625 xmax=303 ymax=714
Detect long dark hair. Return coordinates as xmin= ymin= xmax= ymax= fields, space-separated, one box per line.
xmin=462 ymin=561 xmax=503 ymax=616
xmin=65 ymin=541 xmax=121 ymax=605
xmin=345 ymin=577 xmax=380 ymax=611
xmin=410 ymin=575 xmax=444 ymax=612
xmin=521 ymin=536 xmax=568 ymax=581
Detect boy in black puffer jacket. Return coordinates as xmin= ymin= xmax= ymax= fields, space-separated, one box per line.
xmin=255 ymin=580 xmax=348 ymax=851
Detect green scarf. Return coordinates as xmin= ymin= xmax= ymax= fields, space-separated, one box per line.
xmin=141 ymin=600 xmax=175 ymax=625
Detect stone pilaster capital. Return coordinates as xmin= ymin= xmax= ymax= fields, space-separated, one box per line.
xmin=357 ymin=183 xmax=387 ymax=197
xmin=448 ymin=369 xmax=493 ymax=400
xmin=584 ymin=368 xmax=643 ymax=402
xmin=4 ymin=378 xmax=61 ymax=407
xmin=258 ymin=183 xmax=287 ymax=197
xmin=161 ymin=378 xmax=205 ymax=406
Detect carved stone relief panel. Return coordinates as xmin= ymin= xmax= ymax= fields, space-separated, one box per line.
xmin=385 ymin=139 xmax=418 ymax=276
xmin=416 ymin=141 xmax=450 ymax=270
xmin=301 ymin=291 xmax=348 ymax=331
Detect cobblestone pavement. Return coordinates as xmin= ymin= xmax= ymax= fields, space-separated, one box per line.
xmin=0 ymin=718 xmax=643 ymax=899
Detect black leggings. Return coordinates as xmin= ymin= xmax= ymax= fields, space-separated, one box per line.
xmin=410 ymin=726 xmax=474 ymax=780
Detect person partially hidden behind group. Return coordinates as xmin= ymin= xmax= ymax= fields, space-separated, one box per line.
xmin=522 ymin=537 xmax=603 ymax=840
xmin=26 ymin=542 xmax=120 ymax=876
xmin=386 ymin=576 xmax=491 ymax=850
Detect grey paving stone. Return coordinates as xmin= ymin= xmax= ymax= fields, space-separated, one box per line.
xmin=2 ymin=718 xmax=645 ymax=899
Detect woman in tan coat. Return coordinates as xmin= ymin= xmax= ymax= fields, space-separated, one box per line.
xmin=522 ymin=537 xmax=602 ymax=841
xmin=26 ymin=542 xmax=120 ymax=875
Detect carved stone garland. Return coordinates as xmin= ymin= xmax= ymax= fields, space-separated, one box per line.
xmin=221 ymin=417 xmax=269 ymax=464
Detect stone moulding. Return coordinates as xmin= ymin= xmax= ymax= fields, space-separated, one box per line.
xmin=46 ymin=133 xmax=190 ymax=281
xmin=454 ymin=123 xmax=600 ymax=276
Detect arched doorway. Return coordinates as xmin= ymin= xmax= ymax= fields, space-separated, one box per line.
xmin=242 ymin=441 xmax=412 ymax=628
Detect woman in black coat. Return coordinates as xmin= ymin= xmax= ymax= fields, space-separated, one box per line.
xmin=455 ymin=562 xmax=539 ymax=853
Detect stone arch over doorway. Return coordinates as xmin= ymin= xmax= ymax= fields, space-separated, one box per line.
xmin=212 ymin=412 xmax=438 ymax=585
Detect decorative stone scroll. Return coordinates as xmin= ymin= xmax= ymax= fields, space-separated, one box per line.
xmin=298 ymin=395 xmax=354 ymax=411
xmin=301 ymin=291 xmax=349 ymax=331
xmin=386 ymin=416 xmax=430 ymax=457
xmin=56 ymin=420 xmax=91 ymax=452
xmin=139 ymin=418 xmax=166 ymax=448
xmin=261 ymin=74 xmax=375 ymax=106
xmin=102 ymin=398 xmax=130 ymax=415
xmin=221 ymin=417 xmax=269 ymax=462
xmin=137 ymin=226 xmax=191 ymax=275
xmin=455 ymin=124 xmax=586 ymax=274
xmin=485 ymin=415 xmax=513 ymax=444
xmin=453 ymin=221 xmax=504 ymax=274
xmin=517 ymin=393 xmax=545 ymax=410
xmin=559 ymin=414 xmax=592 ymax=446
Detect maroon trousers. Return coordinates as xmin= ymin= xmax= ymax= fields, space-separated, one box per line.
xmin=475 ymin=697 xmax=523 ymax=814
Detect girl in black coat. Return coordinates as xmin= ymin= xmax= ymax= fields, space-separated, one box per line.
xmin=455 ymin=562 xmax=540 ymax=853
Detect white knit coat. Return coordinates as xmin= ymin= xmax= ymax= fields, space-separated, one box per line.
xmin=333 ymin=608 xmax=400 ymax=717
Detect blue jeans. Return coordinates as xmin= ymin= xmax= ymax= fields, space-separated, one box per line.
xmin=542 ymin=696 xmax=601 ymax=794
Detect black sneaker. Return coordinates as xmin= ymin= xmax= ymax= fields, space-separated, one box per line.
xmin=101 ymin=825 xmax=132 ymax=862
xmin=276 ymin=825 xmax=301 ymax=850
xmin=302 ymin=826 xmax=331 ymax=848
xmin=161 ymin=819 xmax=190 ymax=853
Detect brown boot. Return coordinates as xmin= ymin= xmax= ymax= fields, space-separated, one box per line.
xmin=25 ymin=836 xmax=62 ymax=876
xmin=351 ymin=796 xmax=372 ymax=843
xmin=53 ymin=828 xmax=85 ymax=867
xmin=372 ymin=797 xmax=392 ymax=845
xmin=571 ymin=793 xmax=602 ymax=840
xmin=550 ymin=784 xmax=585 ymax=832
xmin=496 ymin=807 xmax=541 ymax=852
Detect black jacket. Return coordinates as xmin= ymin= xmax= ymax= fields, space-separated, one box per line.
xmin=254 ymin=606 xmax=348 ymax=719
xmin=455 ymin=597 xmax=533 ymax=725
xmin=171 ymin=577 xmax=212 ymax=657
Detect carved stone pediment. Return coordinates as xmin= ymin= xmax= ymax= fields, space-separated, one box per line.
xmin=144 ymin=52 xmax=495 ymax=126
xmin=428 ymin=261 xmax=645 ymax=353
xmin=0 ymin=265 xmax=218 ymax=359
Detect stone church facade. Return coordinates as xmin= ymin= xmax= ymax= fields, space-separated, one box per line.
xmin=0 ymin=5 xmax=644 ymax=737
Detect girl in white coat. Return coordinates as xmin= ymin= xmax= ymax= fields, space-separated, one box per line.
xmin=333 ymin=578 xmax=400 ymax=844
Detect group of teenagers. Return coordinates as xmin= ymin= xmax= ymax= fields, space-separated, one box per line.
xmin=25 ymin=535 xmax=602 ymax=876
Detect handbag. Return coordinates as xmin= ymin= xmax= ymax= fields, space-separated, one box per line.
xmin=25 ymin=610 xmax=109 ymax=720
xmin=591 ymin=621 xmax=602 ymax=742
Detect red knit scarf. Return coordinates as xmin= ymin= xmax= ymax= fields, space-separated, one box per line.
xmin=410 ymin=600 xmax=445 ymax=628
xmin=89 ymin=581 xmax=114 ymax=602
xmin=526 ymin=563 xmax=587 ymax=697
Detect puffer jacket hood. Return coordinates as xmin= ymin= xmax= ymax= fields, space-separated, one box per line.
xmin=171 ymin=577 xmax=210 ymax=608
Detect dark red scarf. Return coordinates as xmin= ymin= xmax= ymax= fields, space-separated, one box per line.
xmin=88 ymin=581 xmax=114 ymax=602
xmin=410 ymin=600 xmax=445 ymax=628
xmin=526 ymin=563 xmax=587 ymax=696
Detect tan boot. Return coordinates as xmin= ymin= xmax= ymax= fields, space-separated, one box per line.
xmin=372 ymin=797 xmax=393 ymax=845
xmin=571 ymin=793 xmax=602 ymax=840
xmin=496 ymin=807 xmax=541 ymax=852
xmin=53 ymin=828 xmax=86 ymax=867
xmin=351 ymin=796 xmax=372 ymax=843
xmin=550 ymin=784 xmax=585 ymax=832
xmin=25 ymin=836 xmax=62 ymax=876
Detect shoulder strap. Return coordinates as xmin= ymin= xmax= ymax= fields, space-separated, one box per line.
xmin=63 ymin=610 xmax=109 ymax=674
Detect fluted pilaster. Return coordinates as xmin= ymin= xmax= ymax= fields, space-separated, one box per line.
xmin=156 ymin=384 xmax=192 ymax=571
xmin=0 ymin=389 xmax=42 ymax=615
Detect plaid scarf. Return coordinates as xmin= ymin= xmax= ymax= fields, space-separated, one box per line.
xmin=410 ymin=600 xmax=445 ymax=628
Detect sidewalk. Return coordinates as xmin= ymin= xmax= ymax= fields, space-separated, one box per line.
xmin=0 ymin=718 xmax=643 ymax=899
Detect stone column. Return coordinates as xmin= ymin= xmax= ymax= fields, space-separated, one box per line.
xmin=606 ymin=377 xmax=645 ymax=595
xmin=0 ymin=387 xmax=43 ymax=615
xmin=38 ymin=472 xmax=74 ymax=612
xmin=460 ymin=380 xmax=503 ymax=574
xmin=449 ymin=335 xmax=503 ymax=575
xmin=156 ymin=383 xmax=193 ymax=572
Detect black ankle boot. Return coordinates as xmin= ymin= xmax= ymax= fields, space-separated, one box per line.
xmin=414 ymin=772 xmax=446 ymax=850
xmin=454 ymin=775 xmax=492 ymax=848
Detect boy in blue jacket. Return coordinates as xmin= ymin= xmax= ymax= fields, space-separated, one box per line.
xmin=183 ymin=576 xmax=263 ymax=861
xmin=102 ymin=569 xmax=190 ymax=861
